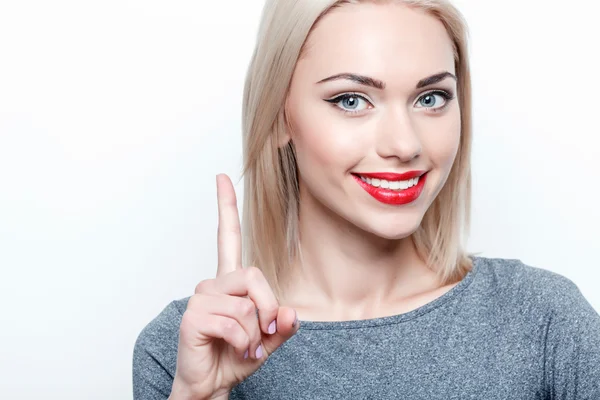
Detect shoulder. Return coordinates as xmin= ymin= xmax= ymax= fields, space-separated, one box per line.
xmin=471 ymin=257 xmax=600 ymax=395
xmin=134 ymin=297 xmax=191 ymax=355
xmin=132 ymin=297 xmax=192 ymax=397
xmin=471 ymin=255 xmax=597 ymax=318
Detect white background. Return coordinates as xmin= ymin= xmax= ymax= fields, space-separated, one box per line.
xmin=0 ymin=0 xmax=598 ymax=398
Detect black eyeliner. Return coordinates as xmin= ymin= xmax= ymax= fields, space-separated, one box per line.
xmin=416 ymin=89 xmax=455 ymax=112
xmin=323 ymin=92 xmax=370 ymax=104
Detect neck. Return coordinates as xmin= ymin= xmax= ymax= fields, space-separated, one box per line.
xmin=281 ymin=184 xmax=443 ymax=320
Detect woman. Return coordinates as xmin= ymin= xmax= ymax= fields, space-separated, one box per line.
xmin=133 ymin=1 xmax=600 ymax=399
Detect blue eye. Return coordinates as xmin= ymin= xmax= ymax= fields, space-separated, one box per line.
xmin=415 ymin=90 xmax=454 ymax=112
xmin=325 ymin=93 xmax=372 ymax=114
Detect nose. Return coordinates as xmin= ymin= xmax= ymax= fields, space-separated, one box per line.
xmin=375 ymin=108 xmax=422 ymax=162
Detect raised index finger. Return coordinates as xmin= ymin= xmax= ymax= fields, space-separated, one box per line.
xmin=216 ymin=174 xmax=242 ymax=277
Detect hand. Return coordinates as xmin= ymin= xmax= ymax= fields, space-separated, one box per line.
xmin=170 ymin=174 xmax=299 ymax=400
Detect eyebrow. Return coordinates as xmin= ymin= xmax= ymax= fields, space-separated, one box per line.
xmin=316 ymin=71 xmax=457 ymax=90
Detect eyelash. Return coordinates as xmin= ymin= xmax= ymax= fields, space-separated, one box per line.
xmin=324 ymin=90 xmax=456 ymax=115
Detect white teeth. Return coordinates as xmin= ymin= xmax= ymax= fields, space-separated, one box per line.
xmin=360 ymin=175 xmax=420 ymax=191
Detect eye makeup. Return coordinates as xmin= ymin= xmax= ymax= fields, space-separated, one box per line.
xmin=323 ymin=88 xmax=456 ymax=116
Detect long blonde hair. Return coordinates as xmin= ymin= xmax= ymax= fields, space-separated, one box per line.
xmin=242 ymin=0 xmax=474 ymax=300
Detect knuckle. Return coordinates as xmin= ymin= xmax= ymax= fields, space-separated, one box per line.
xmin=194 ymin=279 xmax=208 ymax=293
xmin=221 ymin=319 xmax=239 ymax=335
xmin=245 ymin=266 xmax=264 ymax=282
xmin=194 ymin=279 xmax=213 ymax=294
xmin=238 ymin=298 xmax=256 ymax=317
xmin=186 ymin=294 xmax=202 ymax=310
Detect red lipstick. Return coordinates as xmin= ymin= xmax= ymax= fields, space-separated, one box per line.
xmin=352 ymin=171 xmax=428 ymax=205
xmin=356 ymin=171 xmax=426 ymax=181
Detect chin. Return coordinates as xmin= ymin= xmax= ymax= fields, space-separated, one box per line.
xmin=351 ymin=212 xmax=424 ymax=241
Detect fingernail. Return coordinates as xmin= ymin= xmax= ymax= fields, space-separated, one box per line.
xmin=268 ymin=320 xmax=277 ymax=334
xmin=244 ymin=349 xmax=249 ymax=359
xmin=255 ymin=345 xmax=263 ymax=359
xmin=292 ymin=310 xmax=299 ymax=328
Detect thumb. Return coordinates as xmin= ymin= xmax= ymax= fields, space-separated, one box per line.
xmin=261 ymin=306 xmax=299 ymax=356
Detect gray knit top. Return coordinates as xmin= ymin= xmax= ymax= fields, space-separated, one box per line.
xmin=133 ymin=256 xmax=600 ymax=399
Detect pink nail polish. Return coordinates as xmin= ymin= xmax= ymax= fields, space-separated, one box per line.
xmin=244 ymin=349 xmax=249 ymax=359
xmin=255 ymin=345 xmax=263 ymax=359
xmin=268 ymin=320 xmax=277 ymax=334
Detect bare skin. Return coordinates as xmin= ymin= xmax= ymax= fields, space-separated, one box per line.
xmin=171 ymin=3 xmax=466 ymax=398
xmin=278 ymin=3 xmax=464 ymax=321
xmin=170 ymin=175 xmax=299 ymax=400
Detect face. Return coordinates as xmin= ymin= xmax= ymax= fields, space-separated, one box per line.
xmin=284 ymin=2 xmax=461 ymax=240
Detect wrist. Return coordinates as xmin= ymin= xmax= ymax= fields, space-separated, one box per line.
xmin=168 ymin=378 xmax=199 ymax=400
xmin=208 ymin=389 xmax=230 ymax=400
xmin=169 ymin=378 xmax=230 ymax=400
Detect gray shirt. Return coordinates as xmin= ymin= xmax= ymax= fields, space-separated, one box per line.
xmin=133 ymin=256 xmax=600 ymax=399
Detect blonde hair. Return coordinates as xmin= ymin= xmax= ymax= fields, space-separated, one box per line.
xmin=242 ymin=0 xmax=474 ymax=300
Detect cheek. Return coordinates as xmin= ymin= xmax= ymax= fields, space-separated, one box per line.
xmin=289 ymin=104 xmax=365 ymax=173
xmin=420 ymin=113 xmax=461 ymax=168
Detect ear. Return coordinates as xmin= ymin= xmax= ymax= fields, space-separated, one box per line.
xmin=277 ymin=129 xmax=292 ymax=148
xmin=276 ymin=101 xmax=293 ymax=148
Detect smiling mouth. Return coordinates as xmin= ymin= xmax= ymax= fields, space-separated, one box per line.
xmin=353 ymin=174 xmax=421 ymax=192
xmin=351 ymin=172 xmax=428 ymax=205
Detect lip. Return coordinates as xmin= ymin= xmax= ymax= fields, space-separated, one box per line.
xmin=352 ymin=171 xmax=428 ymax=205
xmin=354 ymin=171 xmax=426 ymax=181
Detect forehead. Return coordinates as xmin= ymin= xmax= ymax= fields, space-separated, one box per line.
xmin=298 ymin=3 xmax=456 ymax=83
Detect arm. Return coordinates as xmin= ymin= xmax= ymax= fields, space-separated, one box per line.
xmin=133 ymin=337 xmax=173 ymax=399
xmin=133 ymin=301 xmax=185 ymax=400
xmin=543 ymin=278 xmax=600 ymax=399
